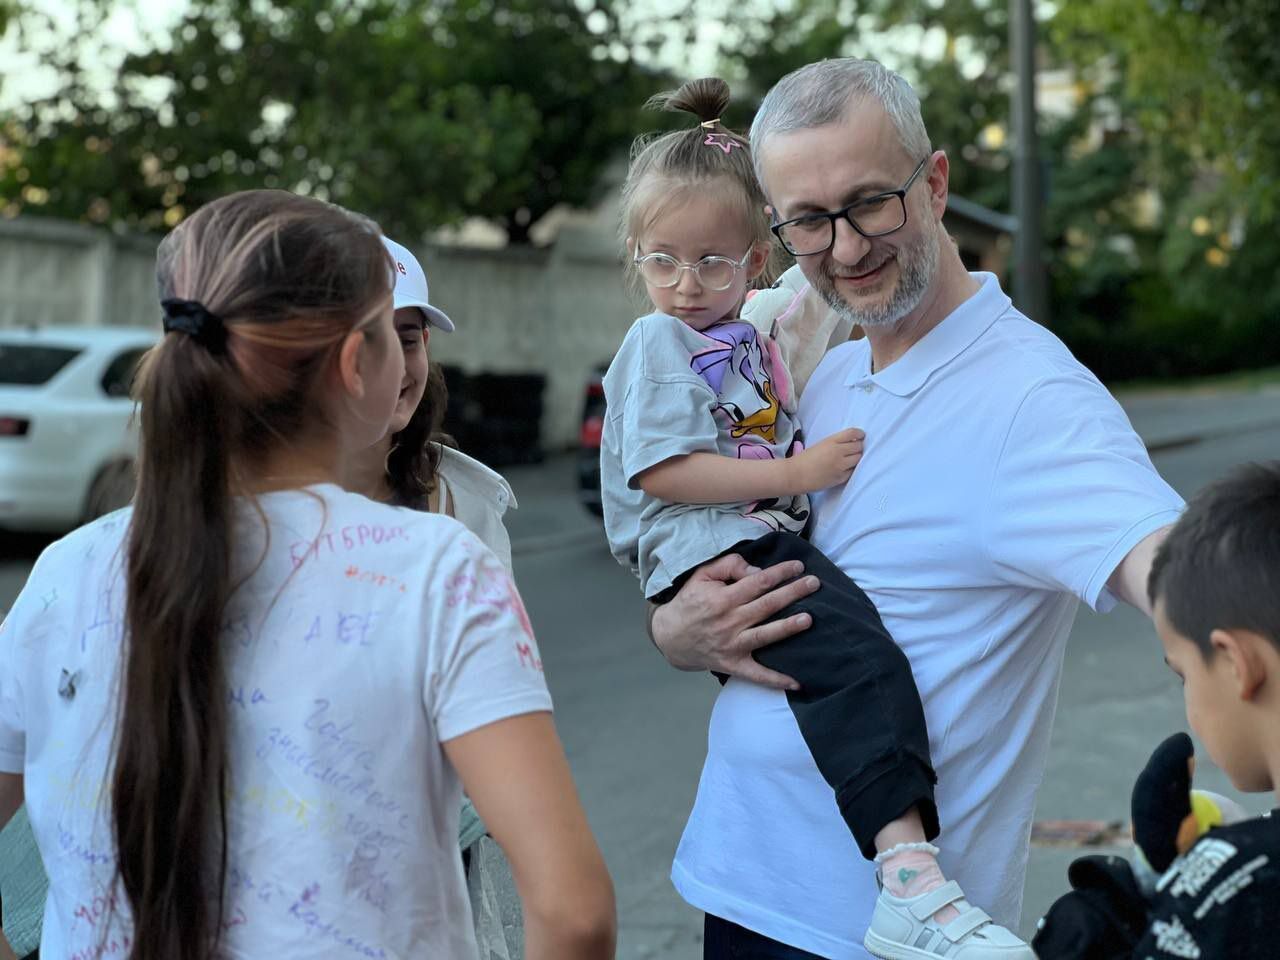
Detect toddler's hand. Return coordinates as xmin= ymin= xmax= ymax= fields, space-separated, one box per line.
xmin=792 ymin=428 xmax=864 ymax=491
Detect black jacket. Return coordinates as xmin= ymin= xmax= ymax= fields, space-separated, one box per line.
xmin=1033 ymin=811 xmax=1279 ymax=959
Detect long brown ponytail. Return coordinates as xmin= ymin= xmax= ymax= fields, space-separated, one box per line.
xmin=113 ymin=190 xmax=393 ymax=959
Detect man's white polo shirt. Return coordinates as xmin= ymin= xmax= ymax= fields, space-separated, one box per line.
xmin=671 ymin=273 xmax=1183 ymax=958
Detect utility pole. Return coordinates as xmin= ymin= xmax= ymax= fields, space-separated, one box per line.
xmin=1010 ymin=0 xmax=1050 ymax=325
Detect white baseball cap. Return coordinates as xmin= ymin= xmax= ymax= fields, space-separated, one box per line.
xmin=381 ymin=236 xmax=454 ymax=332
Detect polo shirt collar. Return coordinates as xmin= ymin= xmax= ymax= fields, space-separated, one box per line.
xmin=844 ymin=272 xmax=1009 ymax=397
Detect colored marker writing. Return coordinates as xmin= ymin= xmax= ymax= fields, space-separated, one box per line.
xmin=71 ymin=889 xmax=118 ymax=929
xmin=228 ymin=686 xmax=269 ymax=709
xmin=289 ymin=524 xmax=411 ymax=568
xmin=287 ymin=883 xmax=388 ymax=959
xmin=343 ymin=565 xmax=408 ymax=593
xmin=300 ymin=610 xmax=381 ymax=647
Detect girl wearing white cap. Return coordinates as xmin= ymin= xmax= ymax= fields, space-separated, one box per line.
xmin=347 ymin=236 xmax=529 ymax=958
xmin=347 ymin=237 xmax=517 ymax=564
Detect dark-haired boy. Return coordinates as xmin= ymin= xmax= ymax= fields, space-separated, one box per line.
xmin=1034 ymin=460 xmax=1280 ymax=959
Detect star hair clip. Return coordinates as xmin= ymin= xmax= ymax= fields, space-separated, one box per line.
xmin=703 ymin=133 xmax=742 ymax=155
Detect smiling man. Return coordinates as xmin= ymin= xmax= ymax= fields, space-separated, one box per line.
xmin=649 ymin=59 xmax=1186 ymax=959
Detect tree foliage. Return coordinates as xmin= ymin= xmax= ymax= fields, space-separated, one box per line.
xmin=710 ymin=0 xmax=1280 ymax=379
xmin=1 ymin=0 xmax=663 ymax=243
xmin=709 ymin=0 xmax=1012 ymax=207
xmin=3 ymin=0 xmax=1277 ymax=376
xmin=1044 ymin=0 xmax=1280 ymax=378
xmin=1054 ymin=0 xmax=1280 ymax=219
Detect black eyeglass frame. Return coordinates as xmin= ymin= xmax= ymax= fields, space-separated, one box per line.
xmin=770 ymin=155 xmax=932 ymax=257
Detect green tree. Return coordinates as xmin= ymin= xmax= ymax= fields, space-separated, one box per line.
xmin=708 ymin=0 xmax=1280 ymax=377
xmin=708 ymin=0 xmax=1012 ymax=206
xmin=1054 ymin=0 xmax=1280 ymax=219
xmin=1049 ymin=0 xmax=1280 ymax=377
xmin=1 ymin=0 xmax=663 ymax=243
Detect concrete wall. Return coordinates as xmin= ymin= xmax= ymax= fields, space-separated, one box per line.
xmin=0 ymin=216 xmax=640 ymax=449
xmin=0 ymin=217 xmax=160 ymax=332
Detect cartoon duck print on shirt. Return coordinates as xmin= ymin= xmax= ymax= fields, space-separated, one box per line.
xmin=690 ymin=321 xmax=792 ymax=448
xmin=688 ymin=320 xmax=809 ymax=533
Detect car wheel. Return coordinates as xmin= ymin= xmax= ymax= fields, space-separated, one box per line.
xmin=82 ymin=460 xmax=137 ymax=523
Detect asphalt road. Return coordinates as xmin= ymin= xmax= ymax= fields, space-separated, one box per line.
xmin=1 ymin=385 xmax=1278 ymax=958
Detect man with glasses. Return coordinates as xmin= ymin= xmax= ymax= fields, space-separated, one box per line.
xmin=651 ymin=58 xmax=1184 ymax=959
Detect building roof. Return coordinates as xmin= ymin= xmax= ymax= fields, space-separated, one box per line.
xmin=945 ymin=195 xmax=1018 ymax=235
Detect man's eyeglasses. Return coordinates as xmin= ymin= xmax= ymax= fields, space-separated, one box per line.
xmin=770 ymin=156 xmax=931 ymax=257
xmin=633 ymin=248 xmax=754 ymax=291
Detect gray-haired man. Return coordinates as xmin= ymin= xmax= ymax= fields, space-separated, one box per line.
xmin=652 ymin=58 xmax=1182 ymax=959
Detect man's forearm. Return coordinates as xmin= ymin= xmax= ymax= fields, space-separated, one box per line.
xmin=645 ymin=601 xmax=664 ymax=654
xmin=648 ymin=598 xmax=704 ymax=671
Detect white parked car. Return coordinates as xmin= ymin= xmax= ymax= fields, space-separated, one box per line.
xmin=0 ymin=325 xmax=158 ymax=532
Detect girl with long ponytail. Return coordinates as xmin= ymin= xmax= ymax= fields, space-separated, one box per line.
xmin=0 ymin=189 xmax=614 ymax=960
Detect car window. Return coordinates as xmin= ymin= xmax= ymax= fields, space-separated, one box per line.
xmin=100 ymin=348 xmax=148 ymax=398
xmin=0 ymin=344 xmax=83 ymax=385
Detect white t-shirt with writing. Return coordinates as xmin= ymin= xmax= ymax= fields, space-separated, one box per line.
xmin=0 ymin=484 xmax=551 ymax=960
xmin=671 ymin=273 xmax=1184 ymax=957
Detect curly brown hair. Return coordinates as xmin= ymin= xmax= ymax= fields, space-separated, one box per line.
xmin=385 ymin=359 xmax=456 ymax=509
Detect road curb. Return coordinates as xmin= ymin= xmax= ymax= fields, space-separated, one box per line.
xmin=1144 ymin=416 xmax=1280 ymax=455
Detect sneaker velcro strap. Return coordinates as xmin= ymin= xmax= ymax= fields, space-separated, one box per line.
xmin=942 ymin=907 xmax=992 ymax=942
xmin=908 ymin=880 xmax=967 ymax=921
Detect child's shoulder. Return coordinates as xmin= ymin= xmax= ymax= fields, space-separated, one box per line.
xmin=605 ymin=312 xmax=719 ymax=392
xmin=614 ymin=311 xmax=682 ymax=354
xmin=628 ymin=310 xmax=695 ymax=340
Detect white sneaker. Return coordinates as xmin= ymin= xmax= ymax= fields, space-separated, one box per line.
xmin=863 ymin=880 xmax=1034 ymax=960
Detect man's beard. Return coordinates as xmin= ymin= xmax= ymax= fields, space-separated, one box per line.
xmin=814 ymin=224 xmax=940 ymax=329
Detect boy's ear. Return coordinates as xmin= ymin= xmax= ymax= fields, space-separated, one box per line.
xmin=1210 ymin=628 xmax=1268 ymax=700
xmin=336 ymin=328 xmax=368 ymax=401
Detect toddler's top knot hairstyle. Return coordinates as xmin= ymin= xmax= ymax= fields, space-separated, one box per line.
xmin=619 ymin=77 xmax=772 ymax=293
xmin=648 ymin=76 xmax=735 ymax=133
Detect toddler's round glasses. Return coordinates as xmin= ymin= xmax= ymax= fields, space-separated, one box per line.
xmin=633 ymin=248 xmax=754 ymax=292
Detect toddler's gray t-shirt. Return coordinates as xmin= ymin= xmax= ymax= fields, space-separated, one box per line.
xmin=601 ymin=311 xmax=810 ymax=598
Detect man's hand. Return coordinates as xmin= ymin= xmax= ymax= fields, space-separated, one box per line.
xmin=789 ymin=428 xmax=864 ymax=492
xmin=649 ymin=553 xmax=819 ymax=689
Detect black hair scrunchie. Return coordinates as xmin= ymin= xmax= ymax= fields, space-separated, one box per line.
xmin=161 ymin=298 xmax=227 ymax=355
